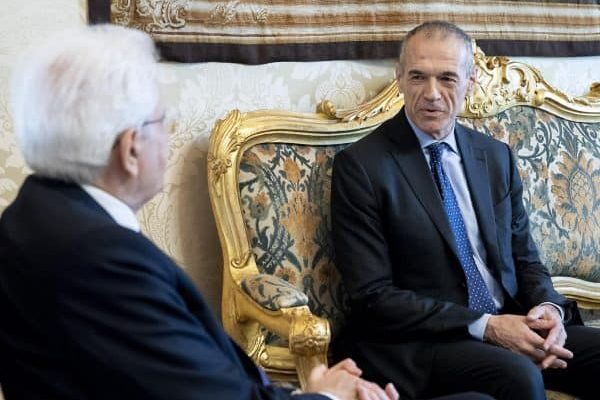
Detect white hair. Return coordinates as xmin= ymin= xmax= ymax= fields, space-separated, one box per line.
xmin=11 ymin=24 xmax=159 ymax=184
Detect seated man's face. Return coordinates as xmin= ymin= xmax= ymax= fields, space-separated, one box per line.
xmin=397 ymin=31 xmax=474 ymax=140
xmin=136 ymin=102 xmax=169 ymax=205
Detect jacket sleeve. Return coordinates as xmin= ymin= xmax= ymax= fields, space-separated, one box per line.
xmin=331 ymin=150 xmax=482 ymax=341
xmin=57 ymin=226 xmax=327 ymax=400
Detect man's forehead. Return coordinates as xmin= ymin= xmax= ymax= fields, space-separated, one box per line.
xmin=404 ymin=34 xmax=468 ymax=69
xmin=406 ymin=31 xmax=465 ymax=53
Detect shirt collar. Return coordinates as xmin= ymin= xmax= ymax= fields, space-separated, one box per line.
xmin=81 ymin=184 xmax=140 ymax=232
xmin=406 ymin=114 xmax=459 ymax=155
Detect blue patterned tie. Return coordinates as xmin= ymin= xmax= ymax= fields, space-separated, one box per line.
xmin=428 ymin=142 xmax=497 ymax=314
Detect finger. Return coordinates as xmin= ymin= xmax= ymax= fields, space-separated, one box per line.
xmin=540 ymin=354 xmax=557 ymax=370
xmin=331 ymin=358 xmax=362 ymax=376
xmin=385 ymin=383 xmax=400 ymax=400
xmin=543 ymin=326 xmax=561 ymax=350
xmin=526 ymin=318 xmax=555 ymax=331
xmin=548 ymin=343 xmax=573 ymax=359
xmin=549 ymin=358 xmax=568 ymax=369
xmin=357 ymin=384 xmax=373 ymax=400
xmin=528 ymin=347 xmax=548 ymax=362
xmin=359 ymin=381 xmax=388 ymax=400
xmin=525 ymin=329 xmax=547 ymax=349
xmin=541 ymin=354 xmax=568 ymax=369
xmin=526 ymin=306 xmax=544 ymax=321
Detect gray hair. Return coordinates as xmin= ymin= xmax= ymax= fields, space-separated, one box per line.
xmin=398 ymin=21 xmax=474 ymax=77
xmin=11 ymin=24 xmax=159 ymax=184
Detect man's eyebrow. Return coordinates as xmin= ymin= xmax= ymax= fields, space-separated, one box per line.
xmin=407 ymin=69 xmax=425 ymax=76
xmin=406 ymin=69 xmax=460 ymax=78
xmin=440 ymin=71 xmax=460 ymax=78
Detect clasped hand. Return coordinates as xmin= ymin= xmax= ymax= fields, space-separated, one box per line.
xmin=484 ymin=305 xmax=572 ymax=369
xmin=307 ymin=358 xmax=400 ymax=400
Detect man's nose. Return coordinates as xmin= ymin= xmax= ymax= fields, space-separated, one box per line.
xmin=423 ymin=78 xmax=441 ymax=101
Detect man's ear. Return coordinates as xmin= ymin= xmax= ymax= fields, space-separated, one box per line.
xmin=114 ymin=128 xmax=140 ymax=177
xmin=395 ymin=62 xmax=405 ymax=92
xmin=466 ymin=66 xmax=477 ymax=96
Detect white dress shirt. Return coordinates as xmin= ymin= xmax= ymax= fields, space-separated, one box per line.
xmin=81 ymin=184 xmax=140 ymax=232
xmin=407 ymin=118 xmax=504 ymax=339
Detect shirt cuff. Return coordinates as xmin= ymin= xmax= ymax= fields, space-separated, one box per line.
xmin=468 ymin=313 xmax=492 ymax=341
xmin=539 ymin=302 xmax=565 ymax=321
xmin=317 ymin=392 xmax=340 ymax=400
xmin=291 ymin=389 xmax=340 ymax=400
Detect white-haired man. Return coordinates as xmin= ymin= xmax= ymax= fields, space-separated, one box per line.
xmin=0 ymin=24 xmax=405 ymax=400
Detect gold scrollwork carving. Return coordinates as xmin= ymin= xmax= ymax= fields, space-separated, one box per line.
xmin=587 ymin=82 xmax=600 ymax=99
xmin=316 ymin=100 xmax=337 ymax=119
xmin=246 ymin=327 xmax=267 ymax=365
xmin=334 ymin=82 xmax=402 ymax=123
xmin=207 ymin=110 xmax=244 ymax=197
xmin=231 ymin=251 xmax=252 ymax=269
xmin=289 ymin=313 xmax=329 ymax=356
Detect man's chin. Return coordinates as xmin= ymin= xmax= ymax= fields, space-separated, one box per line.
xmin=416 ymin=124 xmax=448 ymax=139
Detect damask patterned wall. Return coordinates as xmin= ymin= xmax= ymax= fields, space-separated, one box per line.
xmin=1 ymin=1 xmax=599 ymax=338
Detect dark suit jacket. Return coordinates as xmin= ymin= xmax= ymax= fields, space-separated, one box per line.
xmin=0 ymin=175 xmax=326 ymax=400
xmin=331 ymin=109 xmax=579 ymax=397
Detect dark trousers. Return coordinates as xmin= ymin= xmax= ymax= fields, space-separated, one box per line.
xmin=422 ymin=325 xmax=600 ymax=400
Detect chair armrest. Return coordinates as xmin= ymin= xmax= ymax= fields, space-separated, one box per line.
xmin=236 ymin=275 xmax=330 ymax=354
xmin=235 ymin=274 xmax=330 ymax=388
xmin=241 ymin=274 xmax=308 ymax=311
xmin=552 ymin=277 xmax=600 ymax=309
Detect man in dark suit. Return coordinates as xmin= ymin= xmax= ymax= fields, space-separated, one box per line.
xmin=331 ymin=21 xmax=600 ymax=400
xmin=0 ymin=24 xmax=407 ymax=400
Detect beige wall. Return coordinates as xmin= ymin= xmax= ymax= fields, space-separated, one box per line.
xmin=0 ymin=2 xmax=599 ymax=397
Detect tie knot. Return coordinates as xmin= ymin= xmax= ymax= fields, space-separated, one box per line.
xmin=428 ymin=142 xmax=448 ymax=163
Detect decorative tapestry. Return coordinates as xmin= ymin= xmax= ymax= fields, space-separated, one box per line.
xmin=88 ymin=1 xmax=600 ymax=66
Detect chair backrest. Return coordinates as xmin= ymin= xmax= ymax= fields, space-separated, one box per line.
xmin=459 ymin=106 xmax=600 ymax=282
xmin=208 ymin=46 xmax=600 ymax=354
xmin=239 ymin=141 xmax=351 ymax=337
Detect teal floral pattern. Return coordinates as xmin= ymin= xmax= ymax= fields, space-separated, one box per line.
xmin=459 ymin=106 xmax=600 ymax=282
xmin=239 ymin=143 xmax=349 ymax=343
xmin=241 ymin=274 xmax=309 ymax=311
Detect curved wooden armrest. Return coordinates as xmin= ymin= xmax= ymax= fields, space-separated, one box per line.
xmin=552 ymin=277 xmax=600 ymax=309
xmin=233 ymin=288 xmax=330 ymax=388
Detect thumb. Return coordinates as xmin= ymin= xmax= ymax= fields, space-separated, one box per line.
xmin=526 ymin=306 xmax=544 ymax=321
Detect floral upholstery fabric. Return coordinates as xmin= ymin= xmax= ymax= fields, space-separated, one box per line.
xmin=459 ymin=106 xmax=600 ymax=282
xmin=240 ymin=143 xmax=350 ymax=344
xmin=241 ymin=274 xmax=308 ymax=311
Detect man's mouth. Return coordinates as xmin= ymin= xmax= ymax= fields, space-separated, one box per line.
xmin=420 ymin=108 xmax=444 ymax=115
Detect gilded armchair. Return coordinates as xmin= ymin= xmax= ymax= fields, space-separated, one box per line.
xmin=207 ymin=47 xmax=600 ymax=397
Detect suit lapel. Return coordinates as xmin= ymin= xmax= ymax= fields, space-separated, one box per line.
xmin=455 ymin=126 xmax=502 ymax=280
xmin=386 ymin=111 xmax=461 ymax=261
